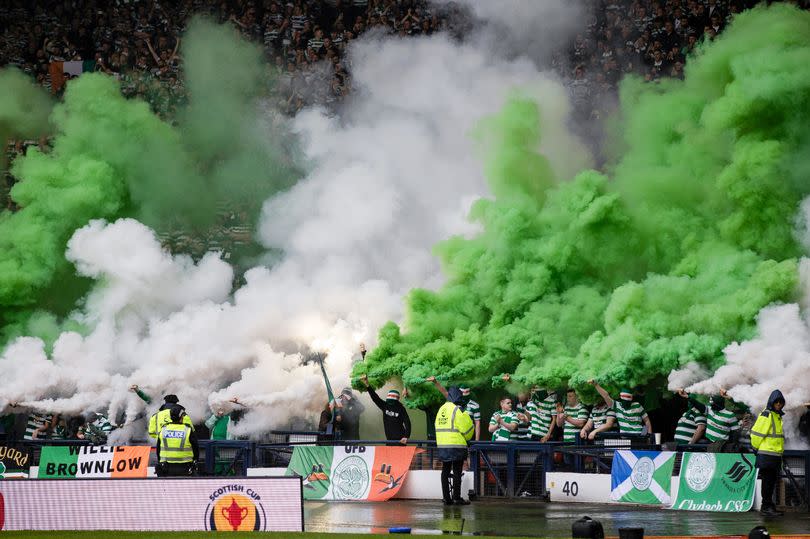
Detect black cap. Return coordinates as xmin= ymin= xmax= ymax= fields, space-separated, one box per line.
xmin=164 ymin=394 xmax=179 ymax=404
xmin=169 ymin=404 xmax=185 ymax=423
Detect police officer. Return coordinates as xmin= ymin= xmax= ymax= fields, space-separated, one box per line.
xmin=157 ymin=405 xmax=199 ymax=477
xmin=435 ymin=386 xmax=474 ymax=506
xmin=751 ymin=390 xmax=785 ymax=517
xmin=147 ymin=394 xmax=194 ymax=439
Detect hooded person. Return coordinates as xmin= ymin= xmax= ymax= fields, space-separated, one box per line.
xmin=359 ymin=374 xmax=411 ymax=445
xmin=751 ymin=390 xmax=786 ymax=517
xmin=334 ymin=387 xmax=365 ymax=441
xmin=426 ymin=376 xmax=482 ymax=441
xmin=434 ymin=386 xmax=474 ymax=506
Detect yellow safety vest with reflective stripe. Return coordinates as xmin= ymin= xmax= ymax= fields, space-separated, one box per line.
xmin=435 ymin=401 xmax=474 ymax=448
xmin=159 ymin=423 xmax=194 ymax=463
xmin=751 ymin=409 xmax=784 ymax=457
xmin=148 ymin=408 xmax=194 ymax=439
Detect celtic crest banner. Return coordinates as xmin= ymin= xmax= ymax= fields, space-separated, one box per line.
xmin=284 ymin=445 xmax=417 ymax=501
xmin=671 ymin=452 xmax=757 ymax=512
xmin=610 ymin=450 xmax=676 ymax=505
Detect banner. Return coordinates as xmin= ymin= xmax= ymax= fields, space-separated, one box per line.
xmin=0 ymin=445 xmax=32 ymax=478
xmin=0 ymin=477 xmax=302 ymax=531
xmin=38 ymin=446 xmax=151 ymax=478
xmin=671 ymin=452 xmax=757 ymax=512
xmin=285 ymin=445 xmax=416 ymax=501
xmin=611 ymin=450 xmax=676 ymax=505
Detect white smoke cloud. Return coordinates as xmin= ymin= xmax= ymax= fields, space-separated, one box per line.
xmin=667 ymin=361 xmax=712 ymax=392
xmin=0 ymin=7 xmax=588 ymax=436
xmin=682 ymin=300 xmax=810 ymax=448
xmin=433 ymin=0 xmax=586 ymax=63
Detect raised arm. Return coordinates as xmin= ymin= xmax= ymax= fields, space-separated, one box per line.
xmin=130 ymin=384 xmax=152 ymax=404
xmin=590 ymin=380 xmax=614 ymax=408
xmin=425 ymin=376 xmax=448 ymax=398
xmin=360 ymin=374 xmax=386 ymax=411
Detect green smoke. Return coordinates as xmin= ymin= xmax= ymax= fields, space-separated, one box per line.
xmin=0 ymin=68 xmax=53 ymax=157
xmin=0 ymin=68 xmax=53 ymax=209
xmin=355 ymin=4 xmax=810 ymax=408
xmin=0 ymin=18 xmax=301 ymax=345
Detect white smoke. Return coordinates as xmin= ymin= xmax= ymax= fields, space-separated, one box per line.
xmin=0 ymin=4 xmax=588 ymax=436
xmin=667 ymin=361 xmax=712 ymax=392
xmin=673 ymin=257 xmax=810 ymax=447
xmin=433 ymin=0 xmax=586 ymax=63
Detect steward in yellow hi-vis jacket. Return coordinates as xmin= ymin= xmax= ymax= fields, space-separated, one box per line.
xmin=435 ymin=386 xmax=474 ymax=506
xmin=156 ymin=405 xmax=199 ymax=477
xmin=751 ymin=389 xmax=785 ymax=517
xmin=148 ymin=394 xmax=194 ymax=439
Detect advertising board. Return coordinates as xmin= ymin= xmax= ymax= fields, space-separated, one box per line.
xmin=0 ymin=477 xmax=303 ymax=531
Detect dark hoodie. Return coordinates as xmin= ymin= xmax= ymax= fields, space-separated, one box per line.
xmin=766 ymin=390 xmax=785 ymax=416
xmin=447 ymin=386 xmax=464 ymax=407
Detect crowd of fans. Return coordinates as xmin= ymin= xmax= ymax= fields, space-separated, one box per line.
xmin=4 ymin=0 xmax=810 ymax=210
xmin=3 ymin=0 xmax=810 ymax=444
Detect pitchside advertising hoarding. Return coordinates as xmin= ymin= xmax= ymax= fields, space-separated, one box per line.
xmin=0 ymin=477 xmax=303 ymax=531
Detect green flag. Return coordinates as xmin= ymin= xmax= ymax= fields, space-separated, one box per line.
xmin=671 ymin=452 xmax=757 ymax=512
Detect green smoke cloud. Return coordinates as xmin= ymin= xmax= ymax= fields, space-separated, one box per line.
xmin=355 ymin=4 xmax=810 ymax=408
xmin=0 ymin=68 xmax=53 ymax=156
xmin=0 ymin=18 xmax=301 ymax=345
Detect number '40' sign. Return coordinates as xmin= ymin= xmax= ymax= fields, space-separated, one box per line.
xmin=562 ymin=481 xmax=579 ymax=496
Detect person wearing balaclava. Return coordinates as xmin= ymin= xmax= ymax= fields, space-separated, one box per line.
xmin=704 ymin=389 xmax=740 ymax=445
xmin=359 ymin=374 xmax=411 ymax=445
xmin=591 ymin=381 xmax=652 ymax=436
xmin=334 ymin=387 xmax=365 ymax=441
xmin=674 ymin=389 xmax=707 ymax=445
xmin=751 ymin=390 xmax=786 ymax=517
xmin=434 ymin=386 xmax=474 ymax=506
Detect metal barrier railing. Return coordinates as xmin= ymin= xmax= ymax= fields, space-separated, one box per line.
xmin=9 ymin=435 xmax=810 ymax=511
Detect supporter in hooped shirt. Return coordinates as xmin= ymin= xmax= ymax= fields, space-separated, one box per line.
xmin=591 ymin=380 xmax=653 ymax=436
xmin=581 ymin=393 xmax=616 ymax=441
xmin=489 ymin=396 xmax=519 ymax=442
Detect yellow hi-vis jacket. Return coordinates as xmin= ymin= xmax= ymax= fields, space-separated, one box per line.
xmin=148 ymin=408 xmax=194 ymax=439
xmin=158 ymin=423 xmax=195 ymax=464
xmin=751 ymin=410 xmax=784 ymax=457
xmin=435 ymin=401 xmax=474 ymax=448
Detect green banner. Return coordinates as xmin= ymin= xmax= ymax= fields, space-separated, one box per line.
xmin=285 ymin=446 xmax=335 ymax=500
xmin=671 ymin=452 xmax=757 ymax=512
xmin=37 ymin=446 xmax=78 ymax=478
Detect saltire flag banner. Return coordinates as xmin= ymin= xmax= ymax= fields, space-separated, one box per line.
xmin=285 ymin=445 xmax=417 ymax=501
xmin=611 ymin=450 xmax=676 ymax=505
xmin=38 ymin=446 xmax=150 ymax=478
xmin=670 ymin=452 xmax=757 ymax=512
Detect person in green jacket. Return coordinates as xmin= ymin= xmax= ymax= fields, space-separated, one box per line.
xmin=205 ymin=397 xmax=245 ymax=440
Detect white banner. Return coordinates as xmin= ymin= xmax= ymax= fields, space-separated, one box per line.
xmin=0 ymin=477 xmax=303 ymax=531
